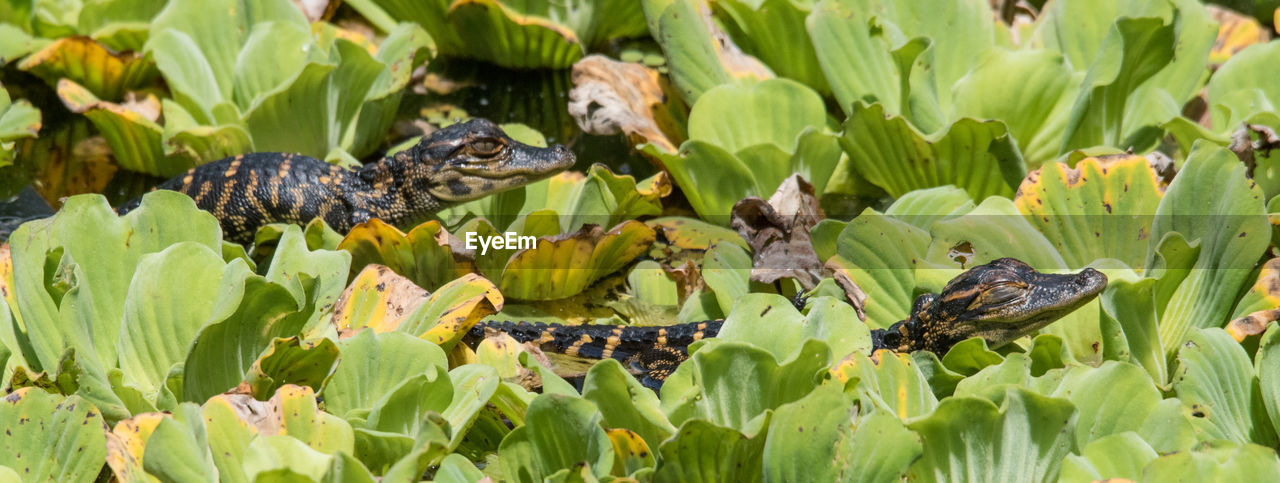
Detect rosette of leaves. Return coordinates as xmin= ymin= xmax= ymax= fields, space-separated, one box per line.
xmin=0 ymin=0 xmax=165 ymax=102
xmin=345 ymin=0 xmax=648 ymax=69
xmin=639 ymin=78 xmax=841 ymax=224
xmin=642 ymin=0 xmax=1216 ymax=200
xmin=0 ymin=191 xmax=351 ymax=421
xmin=53 ymin=0 xmax=434 ymax=176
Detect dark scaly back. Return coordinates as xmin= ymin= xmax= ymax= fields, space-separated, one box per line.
xmin=116 ymin=152 xmax=357 ymax=243
xmin=115 ymin=119 xmax=575 ymax=244
xmin=466 ymin=320 xmax=723 ymax=361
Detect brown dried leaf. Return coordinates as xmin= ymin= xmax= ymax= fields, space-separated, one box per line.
xmin=1229 ymin=123 xmax=1280 ymax=178
xmin=730 ymin=175 xmax=825 ymax=289
xmin=663 ymin=260 xmax=706 ymax=302
xmin=568 ymin=54 xmax=681 ymax=154
xmin=1227 ymin=258 xmax=1280 ymax=341
xmin=825 ymin=259 xmax=868 ymax=321
xmin=1226 ymin=308 xmax=1278 ymax=341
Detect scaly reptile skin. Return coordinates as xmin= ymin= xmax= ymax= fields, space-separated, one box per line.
xmin=468 ymin=258 xmax=1108 ymax=389
xmin=116 ymin=119 xmax=575 ymax=243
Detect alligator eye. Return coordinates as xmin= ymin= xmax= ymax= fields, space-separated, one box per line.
xmin=469 ymin=138 xmax=504 ymax=157
xmin=982 ymin=283 xmax=1024 ymax=306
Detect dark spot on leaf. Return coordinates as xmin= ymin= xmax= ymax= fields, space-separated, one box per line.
xmin=1239 ymin=232 xmax=1247 ymax=238
xmin=1103 ymin=203 xmax=1112 ymax=214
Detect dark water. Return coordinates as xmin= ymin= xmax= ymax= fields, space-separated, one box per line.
xmin=0 ymin=59 xmax=656 ymax=227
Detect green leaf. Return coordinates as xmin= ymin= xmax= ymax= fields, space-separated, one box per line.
xmin=242 ymin=435 xmax=334 ymax=482
xmin=1049 ymin=362 xmax=1163 ymax=449
xmin=829 ymin=209 xmax=930 ymax=329
xmin=18 ymin=36 xmax=158 ymax=100
xmin=700 ymin=242 xmax=753 ymax=318
xmin=665 ymin=340 xmax=828 ymax=432
xmin=763 ymin=383 xmax=921 ymax=482
xmin=883 ymin=185 xmax=974 ymax=231
xmin=581 ymin=359 xmax=675 ymax=452
xmin=645 ymin=0 xmax=772 ymax=103
xmin=322 ymin=330 xmax=447 ymax=419
xmin=1257 ymin=323 xmax=1280 ymax=442
xmin=1014 ymin=155 xmax=1163 ymax=269
xmin=652 ymin=418 xmax=767 ymax=483
xmin=1059 ymin=432 xmax=1158 ymax=483
xmin=0 ymin=390 xmax=106 ymax=482
xmin=243 ymin=337 xmax=340 ymax=399
xmin=182 ymin=272 xmax=304 ymax=403
xmin=951 ymin=49 xmax=1079 ymax=165
xmin=1059 ymin=17 xmax=1176 ymax=152
xmin=448 ymin=1 xmax=583 ymax=69
xmin=646 ymin=79 xmax=841 ymax=222
xmin=1173 ymin=328 xmax=1277 ymax=446
xmin=714 ymin=0 xmax=829 ymax=94
xmin=116 ymin=241 xmax=229 ymax=397
xmin=490 ymin=221 xmax=655 ymax=300
xmin=141 ymin=406 xmax=218 ymax=483
xmin=717 ymin=294 xmax=870 ymax=362
xmin=806 ymin=0 xmax=905 ymax=116
xmin=0 ymin=85 xmax=40 ymax=165
xmin=1141 ymin=441 xmax=1280 ymax=480
xmin=829 ymin=350 xmax=938 ymax=420
xmin=498 ymin=394 xmax=614 ymax=482
xmin=1098 ymin=272 xmax=1166 ymax=383
xmin=435 ymin=453 xmax=487 ymax=483
xmin=840 ymin=102 xmax=1026 ymax=200
xmin=1148 ymin=142 xmax=1269 ymax=354
xmin=907 ymin=388 xmax=1076 ymax=482
xmin=1205 ymin=41 xmax=1280 ymax=133
xmin=338 ymin=220 xmax=465 ymax=292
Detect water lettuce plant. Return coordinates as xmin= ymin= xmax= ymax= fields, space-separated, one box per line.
xmin=3 ymin=0 xmax=1280 ymax=480
xmin=53 ymin=0 xmax=433 ymax=176
xmin=345 ymin=0 xmax=649 ymax=69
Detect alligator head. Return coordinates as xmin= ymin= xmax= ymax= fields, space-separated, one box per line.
xmin=392 ymin=118 xmax=576 ymax=205
xmin=898 ymin=258 xmax=1108 ymax=353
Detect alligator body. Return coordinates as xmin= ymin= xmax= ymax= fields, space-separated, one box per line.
xmin=117 ymin=119 xmax=575 ymax=243
xmin=468 ymin=258 xmax=1108 ymax=388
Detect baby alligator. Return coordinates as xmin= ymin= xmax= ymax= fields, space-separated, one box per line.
xmin=468 ymin=258 xmax=1108 ymax=388
xmin=117 ymin=119 xmax=575 ymax=243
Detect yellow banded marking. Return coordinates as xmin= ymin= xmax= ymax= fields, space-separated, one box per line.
xmin=181 ymin=171 xmax=195 ymax=191
xmin=246 ymin=171 xmax=269 ymax=219
xmin=565 ymin=333 xmax=594 ymax=357
xmin=224 ymin=156 xmax=243 ymax=178
xmin=193 ymin=181 xmax=214 ymax=204
xmin=214 ymin=179 xmax=237 ymax=216
xmin=539 ymin=327 xmax=557 ymax=344
xmin=601 ymin=327 xmax=624 ymax=360
xmin=656 ymin=328 xmax=668 ymax=347
xmin=277 ymin=157 xmax=292 ymax=179
xmin=692 ymin=323 xmax=707 ymax=342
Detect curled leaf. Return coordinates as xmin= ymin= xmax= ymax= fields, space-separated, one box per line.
xmin=568 ymin=54 xmax=682 ymax=154
xmin=331 ymin=264 xmax=431 ymax=334
xmin=18 ymin=36 xmax=158 ymax=100
xmin=493 ymin=221 xmax=656 ymax=300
